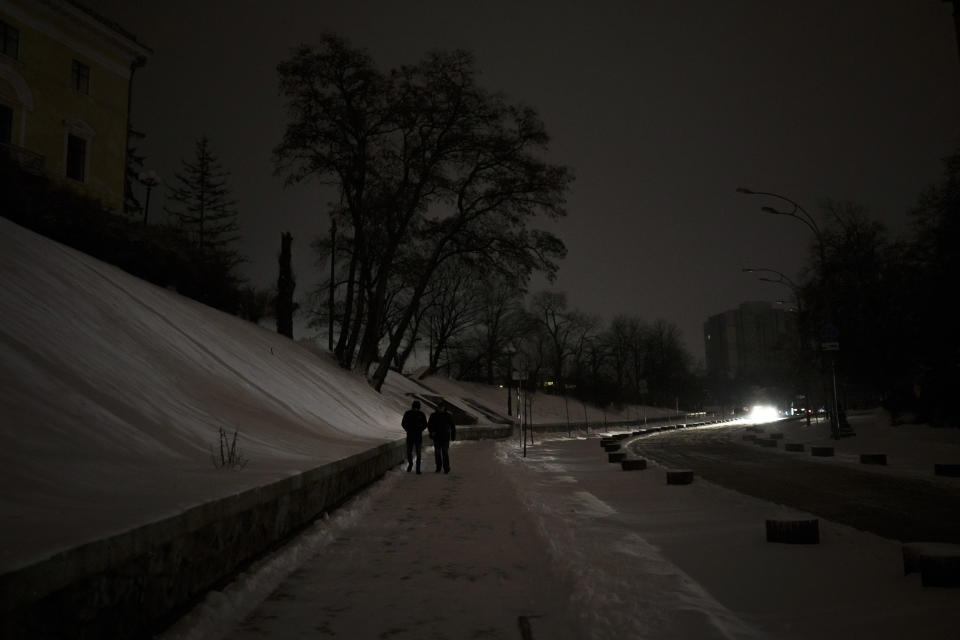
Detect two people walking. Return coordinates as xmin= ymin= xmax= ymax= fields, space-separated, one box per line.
xmin=401 ymin=400 xmax=456 ymax=474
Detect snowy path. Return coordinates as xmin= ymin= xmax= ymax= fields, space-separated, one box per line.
xmin=497 ymin=438 xmax=762 ymax=639
xmin=200 ymin=440 xmax=584 ymax=639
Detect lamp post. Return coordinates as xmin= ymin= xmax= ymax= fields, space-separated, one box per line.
xmin=742 ymin=266 xmax=798 ymax=292
xmin=738 ymin=187 xmax=841 ymax=436
xmin=139 ymin=169 xmax=159 ymax=226
xmin=735 ymin=187 xmax=826 ymax=270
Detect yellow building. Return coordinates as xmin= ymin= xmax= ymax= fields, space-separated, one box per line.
xmin=0 ymin=0 xmax=151 ymax=213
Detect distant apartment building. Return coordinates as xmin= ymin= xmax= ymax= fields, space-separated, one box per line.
xmin=0 ymin=0 xmax=150 ymax=212
xmin=703 ymin=301 xmax=798 ymax=383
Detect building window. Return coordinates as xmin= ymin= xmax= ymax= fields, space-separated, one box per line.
xmin=72 ymin=60 xmax=90 ymax=95
xmin=66 ymin=134 xmax=86 ymax=181
xmin=1 ymin=20 xmax=18 ymax=59
xmin=1 ymin=104 xmax=12 ymax=144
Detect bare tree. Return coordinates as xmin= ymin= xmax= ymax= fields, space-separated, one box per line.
xmin=605 ymin=315 xmax=645 ymax=397
xmin=475 ymin=273 xmax=526 ymax=384
xmin=529 ymin=291 xmax=593 ymax=394
xmin=417 ymin=258 xmax=488 ymax=377
xmin=274 ymin=35 xmax=571 ymax=391
xmin=643 ymin=319 xmax=689 ymax=406
xmin=274 ymin=37 xmax=391 ymax=369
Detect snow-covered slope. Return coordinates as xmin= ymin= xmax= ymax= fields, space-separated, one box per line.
xmin=415 ymin=373 xmax=677 ymax=426
xmin=0 ymin=219 xmax=407 ymax=572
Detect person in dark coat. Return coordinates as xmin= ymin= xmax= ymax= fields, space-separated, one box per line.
xmin=401 ymin=400 xmax=427 ymax=474
xmin=427 ymin=402 xmax=456 ymax=473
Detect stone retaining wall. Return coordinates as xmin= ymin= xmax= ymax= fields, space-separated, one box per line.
xmin=522 ymin=414 xmax=683 ymax=435
xmin=0 ymin=439 xmax=406 ymax=639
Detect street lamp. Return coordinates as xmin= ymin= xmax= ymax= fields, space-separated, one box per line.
xmin=504 ymin=342 xmax=517 ymax=417
xmin=736 ymin=187 xmax=826 ymax=269
xmin=139 ymin=169 xmax=160 ymax=226
xmin=738 ymin=187 xmax=841 ymax=437
xmin=742 ymin=267 xmax=798 ymax=291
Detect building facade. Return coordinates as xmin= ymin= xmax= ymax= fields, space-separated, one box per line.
xmin=704 ymin=300 xmax=798 ymax=384
xmin=0 ymin=0 xmax=150 ymax=212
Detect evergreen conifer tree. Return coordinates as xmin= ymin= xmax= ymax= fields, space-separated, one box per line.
xmin=165 ymin=136 xmax=242 ymax=269
xmin=164 ymin=136 xmax=245 ymax=311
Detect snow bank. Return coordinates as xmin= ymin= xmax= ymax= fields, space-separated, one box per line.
xmin=0 ymin=218 xmax=406 ymax=572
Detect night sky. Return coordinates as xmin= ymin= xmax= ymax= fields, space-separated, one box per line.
xmin=83 ymin=1 xmax=960 ymax=364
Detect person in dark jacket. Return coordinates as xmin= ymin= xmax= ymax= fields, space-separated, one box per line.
xmin=427 ymin=402 xmax=456 ymax=473
xmin=401 ymin=400 xmax=428 ymax=474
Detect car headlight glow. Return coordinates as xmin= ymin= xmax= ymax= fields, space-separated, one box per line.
xmin=748 ymin=404 xmax=779 ymax=424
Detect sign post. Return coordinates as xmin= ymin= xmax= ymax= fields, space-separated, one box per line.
xmin=638 ymin=379 xmax=648 ymax=426
xmin=511 ymin=369 xmax=528 ymax=457
xmin=820 ymin=324 xmax=841 ymax=438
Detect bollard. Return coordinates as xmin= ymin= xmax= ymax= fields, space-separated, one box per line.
xmin=666 ymin=469 xmax=694 ymax=485
xmin=903 ymin=542 xmax=960 ymax=587
xmin=934 ymin=463 xmax=960 ymax=477
xmin=766 ymin=518 xmax=819 ymax=544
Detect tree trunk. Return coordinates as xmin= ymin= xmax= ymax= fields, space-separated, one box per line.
xmin=354 ymin=278 xmax=387 ymax=374
xmin=424 ymin=332 xmax=449 ymax=378
xmin=393 ymin=306 xmax=422 ymax=372
xmin=343 ymin=265 xmax=368 ymax=369
xmin=485 ymin=343 xmax=496 ymax=385
xmin=275 ymin=232 xmax=295 ymax=339
xmin=370 ymin=254 xmax=440 ymax=391
xmin=328 ymin=218 xmax=336 ymax=351
xmin=355 ymin=234 xmax=404 ymax=375
xmin=334 ymin=241 xmax=360 ymax=366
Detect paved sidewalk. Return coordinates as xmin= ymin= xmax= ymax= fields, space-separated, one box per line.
xmin=225 ymin=440 xmax=584 ymax=639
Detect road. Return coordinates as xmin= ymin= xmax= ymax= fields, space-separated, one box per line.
xmin=628 ymin=423 xmax=960 ymax=544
